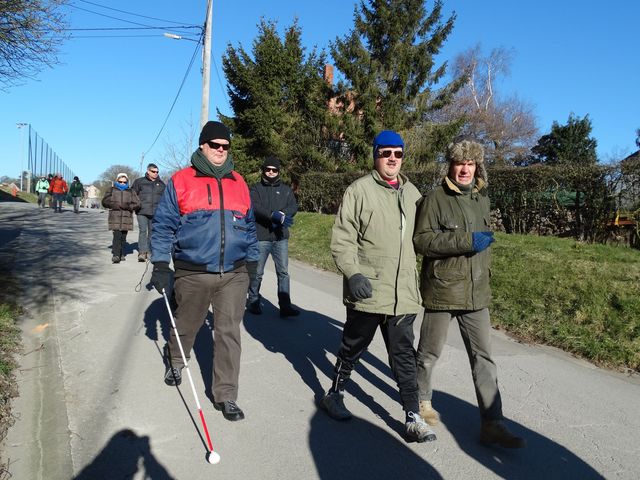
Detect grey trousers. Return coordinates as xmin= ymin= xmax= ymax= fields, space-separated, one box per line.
xmin=416 ymin=308 xmax=503 ymax=421
xmin=168 ymin=270 xmax=249 ymax=402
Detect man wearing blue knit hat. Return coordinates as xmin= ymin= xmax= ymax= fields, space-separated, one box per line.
xmin=319 ymin=130 xmax=437 ymax=443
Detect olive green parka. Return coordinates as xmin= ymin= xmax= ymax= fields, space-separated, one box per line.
xmin=413 ymin=177 xmax=492 ymax=311
xmin=331 ymin=170 xmax=422 ymax=315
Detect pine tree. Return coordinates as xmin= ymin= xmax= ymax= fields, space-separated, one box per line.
xmin=222 ymin=19 xmax=332 ymax=178
xmin=330 ymin=0 xmax=464 ymax=168
xmin=531 ymin=114 xmax=598 ymax=165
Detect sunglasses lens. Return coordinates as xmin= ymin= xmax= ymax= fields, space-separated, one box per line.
xmin=379 ymin=150 xmax=403 ymax=158
xmin=208 ymin=141 xmax=230 ymax=150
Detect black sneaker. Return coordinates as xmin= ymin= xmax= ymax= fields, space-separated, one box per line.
xmin=279 ymin=305 xmax=300 ymax=318
xmin=213 ymin=400 xmax=245 ymax=421
xmin=164 ymin=365 xmax=183 ymax=386
xmin=112 ymin=256 xmax=120 ymax=263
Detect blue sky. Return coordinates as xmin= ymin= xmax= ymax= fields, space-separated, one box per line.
xmin=1 ymin=0 xmax=638 ymax=184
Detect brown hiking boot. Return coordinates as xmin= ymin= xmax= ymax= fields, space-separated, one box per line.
xmin=480 ymin=420 xmax=526 ymax=449
xmin=419 ymin=400 xmax=440 ymax=426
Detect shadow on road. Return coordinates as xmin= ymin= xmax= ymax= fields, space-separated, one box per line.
xmin=433 ymin=391 xmax=604 ymax=479
xmin=244 ymin=300 xmax=410 ymax=437
xmin=310 ymin=410 xmax=442 ymax=479
xmin=73 ymin=429 xmax=174 ymax=480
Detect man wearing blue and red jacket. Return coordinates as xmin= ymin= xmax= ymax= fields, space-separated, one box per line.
xmin=150 ymin=120 xmax=259 ymax=422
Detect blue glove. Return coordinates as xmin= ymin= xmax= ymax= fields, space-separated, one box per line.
xmin=472 ymin=231 xmax=495 ymax=253
xmin=282 ymin=215 xmax=294 ymax=228
xmin=270 ymin=211 xmax=285 ymax=224
xmin=348 ymin=273 xmax=373 ymax=300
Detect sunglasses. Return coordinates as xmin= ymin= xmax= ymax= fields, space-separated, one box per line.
xmin=148 ymin=169 xmax=159 ymax=173
xmin=206 ymin=141 xmax=230 ymax=151
xmin=117 ymin=180 xmax=127 ymax=184
xmin=264 ymin=167 xmax=279 ymax=173
xmin=377 ymin=150 xmax=404 ymax=159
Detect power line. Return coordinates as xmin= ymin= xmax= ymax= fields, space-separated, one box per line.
xmin=77 ymin=0 xmax=194 ymax=25
xmin=65 ymin=26 xmax=201 ymax=31
xmin=144 ymin=31 xmax=204 ymax=156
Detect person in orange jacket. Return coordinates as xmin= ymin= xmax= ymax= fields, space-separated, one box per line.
xmin=48 ymin=173 xmax=69 ymax=213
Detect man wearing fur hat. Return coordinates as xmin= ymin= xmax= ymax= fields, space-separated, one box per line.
xmin=246 ymin=156 xmax=300 ymax=317
xmin=413 ymin=138 xmax=526 ymax=449
xmin=320 ymin=130 xmax=436 ymax=443
xmin=150 ymin=120 xmax=259 ymax=422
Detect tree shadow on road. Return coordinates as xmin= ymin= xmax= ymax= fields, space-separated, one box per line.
xmin=433 ymin=391 xmax=604 ymax=479
xmin=73 ymin=429 xmax=175 ymax=480
xmin=243 ymin=299 xmax=407 ymax=438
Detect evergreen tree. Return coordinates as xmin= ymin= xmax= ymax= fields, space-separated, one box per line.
xmin=222 ymin=19 xmax=332 ymax=178
xmin=329 ymin=0 xmax=464 ymax=168
xmin=531 ymin=114 xmax=598 ymax=165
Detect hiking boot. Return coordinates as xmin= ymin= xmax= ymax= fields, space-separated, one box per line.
xmin=280 ymin=304 xmax=300 ymax=318
xmin=246 ymin=301 xmax=262 ymax=315
xmin=138 ymin=253 xmax=146 ymax=262
xmin=319 ymin=392 xmax=352 ymax=421
xmin=213 ymin=400 xmax=245 ymax=421
xmin=480 ymin=420 xmax=526 ymax=449
xmin=164 ymin=365 xmax=183 ymax=386
xmin=419 ymin=400 xmax=440 ymax=426
xmin=405 ymin=412 xmax=437 ymax=443
xmin=112 ymin=256 xmax=121 ymax=264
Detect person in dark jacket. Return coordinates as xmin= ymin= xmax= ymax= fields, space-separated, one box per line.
xmin=413 ymin=139 xmax=525 ymax=449
xmin=246 ymin=157 xmax=300 ymax=317
xmin=102 ymin=173 xmax=141 ymax=263
xmin=132 ymin=163 xmax=166 ymax=262
xmin=150 ymin=121 xmax=259 ymax=422
xmin=69 ymin=176 xmax=84 ymax=213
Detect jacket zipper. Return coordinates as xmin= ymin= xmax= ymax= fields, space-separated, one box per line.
xmin=216 ymin=178 xmax=225 ymax=276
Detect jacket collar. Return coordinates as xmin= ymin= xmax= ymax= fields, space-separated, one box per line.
xmin=443 ymin=176 xmax=486 ymax=195
xmin=371 ymin=169 xmax=408 ymax=189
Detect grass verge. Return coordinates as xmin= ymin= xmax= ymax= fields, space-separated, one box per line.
xmin=0 ymin=273 xmax=21 ymax=480
xmin=289 ymin=212 xmax=640 ymax=374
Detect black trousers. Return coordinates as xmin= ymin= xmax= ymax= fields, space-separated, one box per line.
xmin=330 ymin=308 xmax=419 ymax=414
xmin=111 ymin=230 xmax=127 ymax=257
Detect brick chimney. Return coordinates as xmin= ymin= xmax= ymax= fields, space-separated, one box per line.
xmin=323 ymin=64 xmax=334 ymax=86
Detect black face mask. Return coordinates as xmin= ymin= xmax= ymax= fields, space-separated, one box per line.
xmin=262 ymin=171 xmax=280 ymax=184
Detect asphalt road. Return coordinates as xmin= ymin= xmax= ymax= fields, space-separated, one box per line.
xmin=1 ymin=202 xmax=639 ymax=480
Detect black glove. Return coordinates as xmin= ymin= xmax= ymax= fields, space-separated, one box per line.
xmin=151 ymin=262 xmax=172 ymax=294
xmin=472 ymin=231 xmax=495 ymax=253
xmin=246 ymin=261 xmax=258 ymax=283
xmin=348 ymin=273 xmax=373 ymax=300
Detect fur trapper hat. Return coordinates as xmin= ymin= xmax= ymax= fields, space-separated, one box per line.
xmin=445 ymin=139 xmax=487 ymax=182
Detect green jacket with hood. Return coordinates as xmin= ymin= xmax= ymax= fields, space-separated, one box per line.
xmin=331 ymin=170 xmax=422 ymax=315
xmin=413 ymin=176 xmax=492 ymax=311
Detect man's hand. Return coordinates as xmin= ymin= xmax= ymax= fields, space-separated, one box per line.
xmin=472 ymin=231 xmax=495 ymax=253
xmin=151 ymin=262 xmax=172 ymax=294
xmin=348 ymin=273 xmax=373 ymax=300
xmin=270 ymin=211 xmax=285 ymax=224
xmin=282 ymin=215 xmax=294 ymax=228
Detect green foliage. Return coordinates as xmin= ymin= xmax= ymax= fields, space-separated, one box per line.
xmin=222 ymin=19 xmax=333 ymax=178
xmin=530 ymin=113 xmax=598 ymax=165
xmin=490 ymin=164 xmax=616 ymax=242
xmin=330 ymin=0 xmax=464 ymax=168
xmin=288 ymin=214 xmax=640 ymax=373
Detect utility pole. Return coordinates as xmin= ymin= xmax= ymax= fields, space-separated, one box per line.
xmin=200 ymin=0 xmax=213 ymax=129
xmin=16 ymin=123 xmax=28 ymax=191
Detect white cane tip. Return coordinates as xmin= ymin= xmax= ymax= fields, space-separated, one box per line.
xmin=207 ymin=451 xmax=221 ymax=464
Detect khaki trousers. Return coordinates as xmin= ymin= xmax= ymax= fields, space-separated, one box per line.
xmin=168 ymin=271 xmax=249 ymax=402
xmin=416 ymin=308 xmax=503 ymax=421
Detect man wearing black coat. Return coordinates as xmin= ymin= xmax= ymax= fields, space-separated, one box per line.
xmin=132 ymin=163 xmax=166 ymax=262
xmin=247 ymin=157 xmax=300 ymax=317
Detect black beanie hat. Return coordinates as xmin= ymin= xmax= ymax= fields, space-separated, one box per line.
xmin=262 ymin=156 xmax=281 ymax=171
xmin=199 ymin=121 xmax=231 ymax=146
